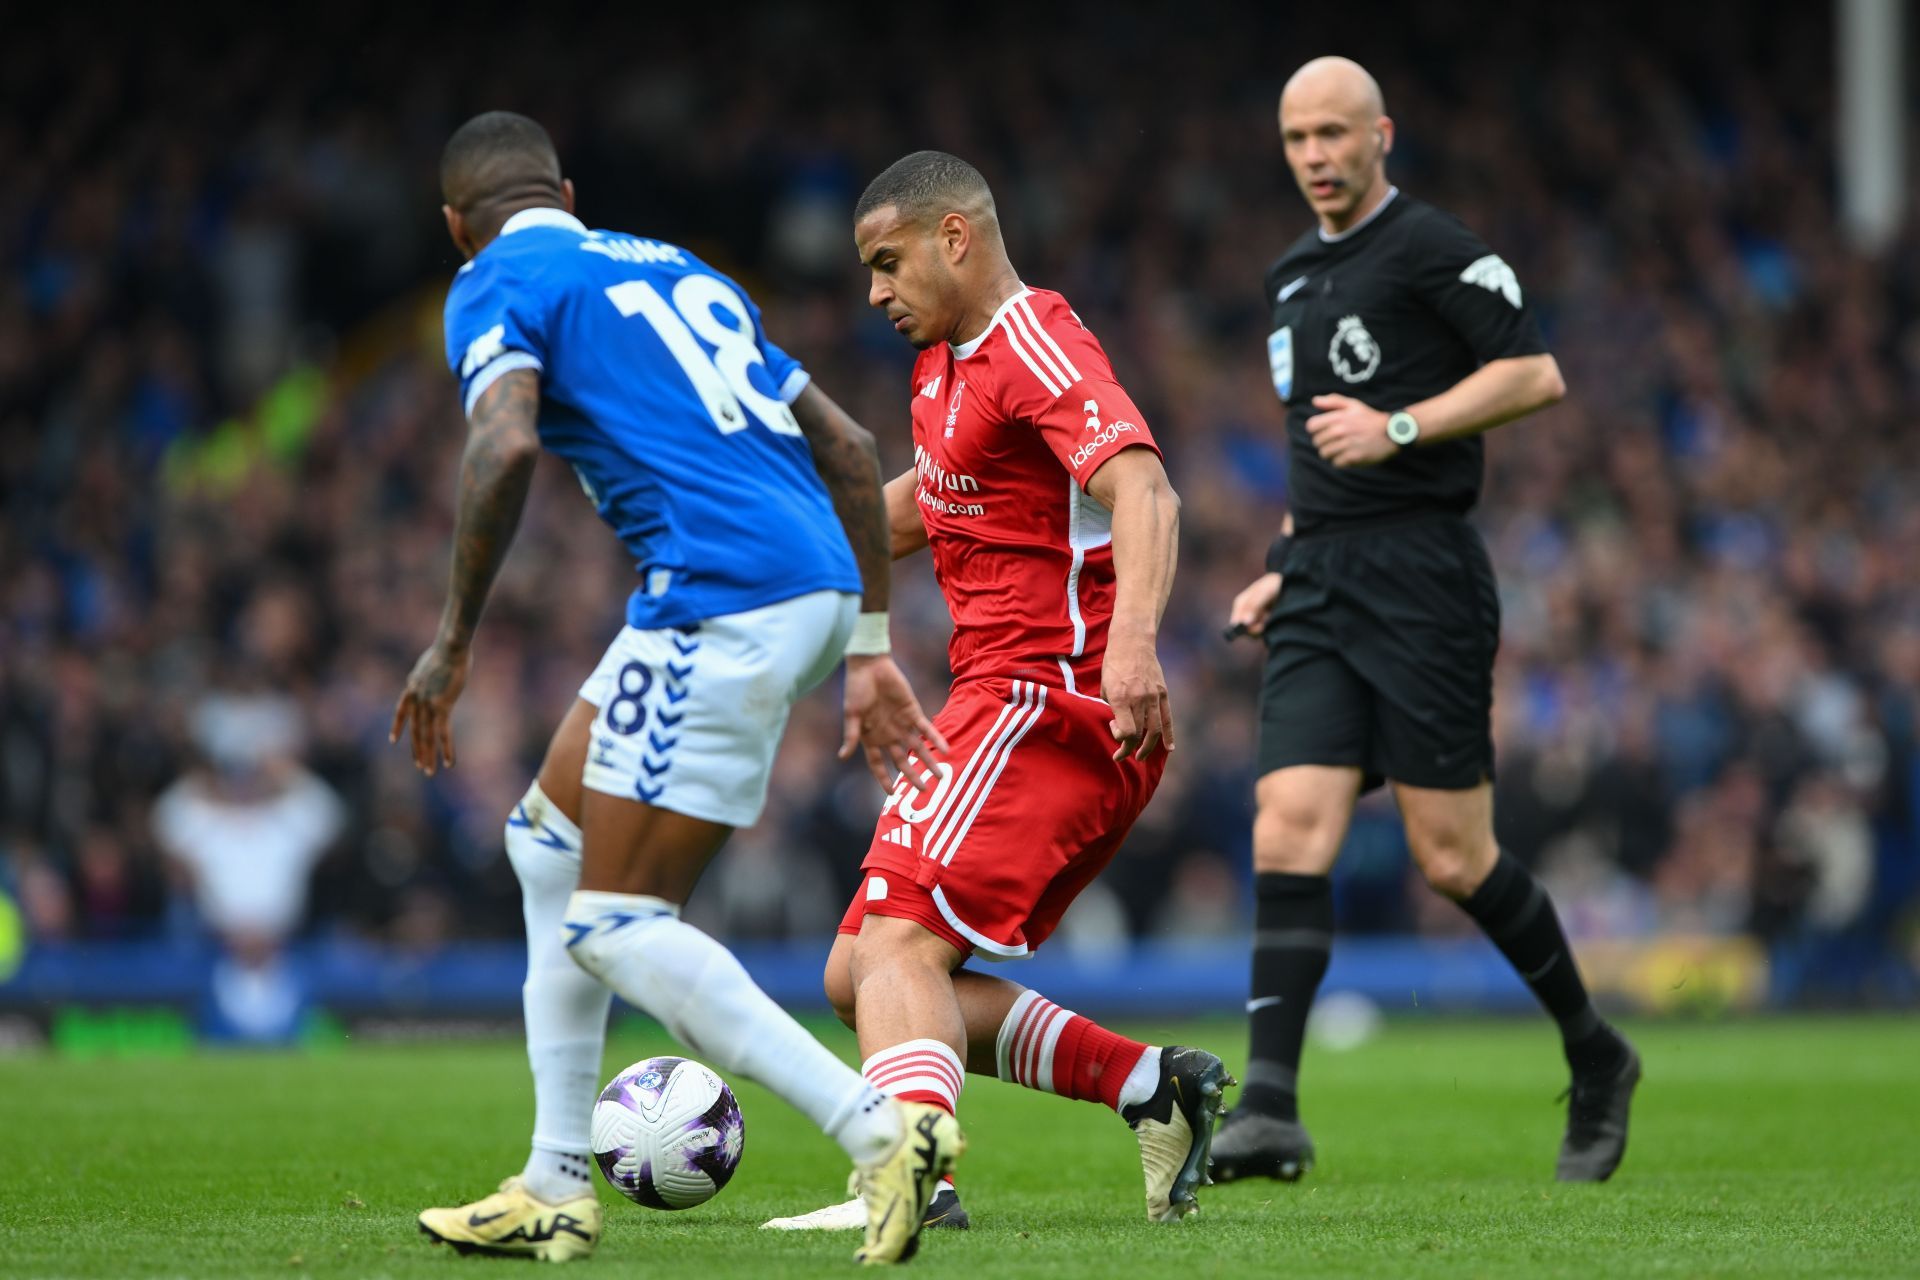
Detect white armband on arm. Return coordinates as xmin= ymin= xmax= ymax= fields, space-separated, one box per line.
xmin=464 ymin=351 xmax=544 ymax=415
xmin=844 ymin=611 xmax=891 ymax=657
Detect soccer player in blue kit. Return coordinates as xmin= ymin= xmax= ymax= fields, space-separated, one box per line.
xmin=392 ymin=112 xmax=962 ymax=1266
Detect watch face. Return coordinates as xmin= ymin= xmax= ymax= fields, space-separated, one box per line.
xmin=1387 ymin=413 xmax=1418 ymax=445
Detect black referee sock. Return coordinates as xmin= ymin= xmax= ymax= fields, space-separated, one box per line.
xmin=1241 ymin=872 xmax=1334 ymax=1122
xmin=1458 ymin=851 xmax=1625 ymax=1074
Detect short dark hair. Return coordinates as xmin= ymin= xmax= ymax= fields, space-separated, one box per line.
xmin=853 ymin=150 xmax=996 ymax=228
xmin=440 ymin=111 xmax=564 ymax=233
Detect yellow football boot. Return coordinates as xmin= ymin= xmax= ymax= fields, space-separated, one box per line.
xmin=853 ymin=1103 xmax=965 ymax=1265
xmin=418 ymin=1176 xmax=601 ymax=1262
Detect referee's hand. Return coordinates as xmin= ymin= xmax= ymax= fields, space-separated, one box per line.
xmin=1306 ymin=394 xmax=1399 ymax=468
xmin=1226 ymin=572 xmax=1283 ymax=639
xmin=1101 ymin=635 xmax=1174 ymax=761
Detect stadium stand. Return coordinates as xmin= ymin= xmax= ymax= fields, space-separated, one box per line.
xmin=2 ymin=1 xmax=1915 ymax=1025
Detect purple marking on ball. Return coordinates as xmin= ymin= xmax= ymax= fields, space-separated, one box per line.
xmin=683 ymin=1085 xmax=745 ymax=1191
xmin=594 ymin=1056 xmax=743 ymax=1209
xmin=597 ymin=1055 xmax=687 ymax=1112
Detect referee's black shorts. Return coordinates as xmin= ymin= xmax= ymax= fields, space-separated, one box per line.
xmin=1257 ymin=510 xmax=1499 ymax=793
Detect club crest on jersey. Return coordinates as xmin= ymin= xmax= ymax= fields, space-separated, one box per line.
xmin=945 ymin=379 xmax=967 ymax=435
xmin=1329 ymin=314 xmax=1381 ymax=384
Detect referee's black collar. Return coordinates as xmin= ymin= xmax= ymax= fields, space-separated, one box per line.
xmin=1317 ymin=185 xmax=1400 ymax=243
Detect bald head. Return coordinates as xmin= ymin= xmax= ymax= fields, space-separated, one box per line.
xmin=1277 ymin=57 xmax=1394 ymax=235
xmin=439 ymin=111 xmax=567 ymax=251
xmin=1281 ymin=56 xmax=1385 ymax=122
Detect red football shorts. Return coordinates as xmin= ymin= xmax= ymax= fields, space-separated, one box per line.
xmin=838 ymin=676 xmax=1165 ymax=959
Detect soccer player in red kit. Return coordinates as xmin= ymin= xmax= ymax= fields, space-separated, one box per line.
xmin=764 ymin=152 xmax=1234 ymax=1238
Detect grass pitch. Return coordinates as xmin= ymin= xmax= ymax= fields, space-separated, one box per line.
xmin=2 ymin=1014 xmax=1916 ymax=1278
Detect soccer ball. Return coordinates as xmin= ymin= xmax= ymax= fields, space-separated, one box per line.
xmin=591 ymin=1056 xmax=745 ymax=1210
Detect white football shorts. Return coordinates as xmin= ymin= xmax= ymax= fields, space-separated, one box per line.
xmin=577 ymin=589 xmax=858 ymax=828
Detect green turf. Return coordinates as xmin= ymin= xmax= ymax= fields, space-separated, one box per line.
xmin=2 ymin=1015 xmax=1916 ymax=1278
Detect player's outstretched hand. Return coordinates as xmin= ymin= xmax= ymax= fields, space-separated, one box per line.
xmin=1102 ymin=636 xmax=1174 ymax=761
xmin=1306 ymin=394 xmax=1398 ymax=468
xmin=390 ymin=640 xmax=471 ymax=777
xmin=842 ymin=654 xmax=949 ymax=790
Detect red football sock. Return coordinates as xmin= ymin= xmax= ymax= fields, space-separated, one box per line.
xmin=862 ymin=1038 xmax=963 ymax=1116
xmin=995 ymin=990 xmax=1147 ymax=1110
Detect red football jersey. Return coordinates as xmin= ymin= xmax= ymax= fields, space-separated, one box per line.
xmin=905 ymin=287 xmax=1161 ymax=692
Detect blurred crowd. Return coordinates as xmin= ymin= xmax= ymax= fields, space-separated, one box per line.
xmin=3 ymin=0 xmax=1916 ymax=1001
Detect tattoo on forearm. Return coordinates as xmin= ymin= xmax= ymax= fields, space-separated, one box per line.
xmin=442 ymin=370 xmax=540 ymax=646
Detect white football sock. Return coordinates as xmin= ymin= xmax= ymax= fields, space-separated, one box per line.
xmin=522 ymin=1148 xmax=594 ymax=1201
xmin=505 ymin=782 xmax=609 ymax=1202
xmin=563 ymin=890 xmax=900 ymax=1164
xmin=1116 ymin=1045 xmax=1163 ymax=1112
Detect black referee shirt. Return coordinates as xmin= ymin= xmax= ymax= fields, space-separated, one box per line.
xmin=1264 ymin=189 xmax=1546 ymax=530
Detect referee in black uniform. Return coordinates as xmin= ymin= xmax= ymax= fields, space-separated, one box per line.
xmin=1211 ymin=56 xmax=1640 ymax=1185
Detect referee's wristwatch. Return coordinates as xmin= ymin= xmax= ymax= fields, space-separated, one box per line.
xmin=1385 ymin=410 xmax=1421 ymax=448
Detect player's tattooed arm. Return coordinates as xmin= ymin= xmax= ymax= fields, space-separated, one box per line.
xmin=1086 ymin=447 xmax=1181 ymax=760
xmin=438 ymin=368 xmax=542 ymax=647
xmin=791 ymin=383 xmax=891 ymax=610
xmin=791 ymin=385 xmax=946 ymax=784
xmin=390 ymin=367 xmax=541 ymax=775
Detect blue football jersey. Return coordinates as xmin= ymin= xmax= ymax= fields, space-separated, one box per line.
xmin=442 ymin=207 xmax=861 ymax=630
